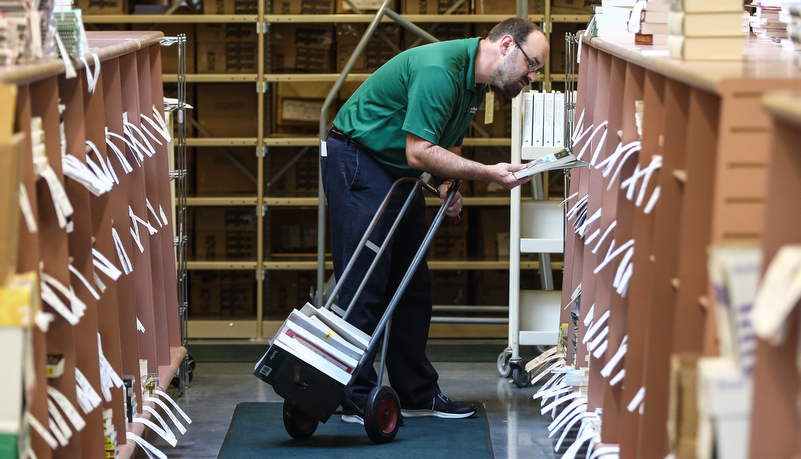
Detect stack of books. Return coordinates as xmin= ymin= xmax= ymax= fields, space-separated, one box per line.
xmin=254 ymin=303 xmax=368 ymax=386
xmin=635 ymin=0 xmax=671 ymax=46
xmin=521 ymin=90 xmax=567 ymax=150
xmin=103 ymin=408 xmax=117 ymax=459
xmin=667 ymin=0 xmax=747 ymax=60
xmin=784 ymin=3 xmax=801 ymax=53
xmin=749 ymin=2 xmax=788 ymax=40
xmin=590 ymin=0 xmax=638 ymax=40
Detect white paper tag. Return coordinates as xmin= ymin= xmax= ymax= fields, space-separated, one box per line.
xmin=142 ymin=406 xmax=179 ymax=444
xmin=92 ymin=248 xmax=123 ymax=280
xmin=128 ymin=432 xmax=168 ymax=459
xmin=133 ymin=417 xmax=177 ymax=447
xmin=47 ymin=399 xmax=73 ymax=443
xmin=319 ymin=139 xmax=327 ymax=157
xmin=19 ymin=184 xmax=38 ymax=233
xmin=40 ymin=282 xmax=79 ymax=325
xmin=144 ymin=396 xmax=186 ymax=434
xmin=26 ymin=412 xmax=59 ymax=449
xmin=153 ymin=389 xmax=192 ymax=424
xmin=111 ymin=228 xmax=133 ymax=274
xmin=68 ymin=264 xmax=100 ymax=300
xmin=47 ymin=385 xmax=86 ymax=431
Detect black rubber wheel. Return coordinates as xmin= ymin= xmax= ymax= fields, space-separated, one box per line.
xmin=364 ymin=386 xmax=401 ymax=444
xmin=282 ymin=400 xmax=318 ymax=440
xmin=497 ymin=351 xmax=512 ymax=378
xmin=512 ymin=366 xmax=531 ymax=388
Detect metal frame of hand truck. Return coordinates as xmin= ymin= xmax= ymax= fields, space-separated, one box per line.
xmin=272 ymin=177 xmax=462 ymax=444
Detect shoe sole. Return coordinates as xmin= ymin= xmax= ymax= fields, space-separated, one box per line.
xmin=341 ymin=415 xmax=364 ymax=425
xmin=401 ymin=409 xmax=475 ymax=419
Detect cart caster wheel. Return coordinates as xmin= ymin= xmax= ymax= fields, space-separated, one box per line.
xmin=364 ymin=386 xmax=401 ymax=444
xmin=282 ymin=400 xmax=318 ymax=440
xmin=497 ymin=351 xmax=512 ymax=378
xmin=512 ymin=367 xmax=531 ymax=388
xmin=171 ymin=352 xmax=195 ymax=388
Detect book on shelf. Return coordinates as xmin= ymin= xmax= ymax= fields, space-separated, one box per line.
xmin=640 ymin=21 xmax=670 ymax=35
xmin=532 ymin=91 xmax=545 ymax=147
xmin=635 ymin=32 xmax=669 ymax=45
xmin=668 ymin=35 xmax=743 ymax=60
xmin=513 ymin=149 xmax=588 ymax=179
xmin=670 ymin=0 xmax=747 ymax=13
xmin=669 ymin=11 xmax=746 ymax=36
xmin=553 ymin=92 xmax=565 ymax=148
xmin=522 ymin=91 xmax=534 ymax=147
xmin=543 ymin=91 xmax=555 ymax=148
xmin=640 ymin=9 xmax=670 ymax=23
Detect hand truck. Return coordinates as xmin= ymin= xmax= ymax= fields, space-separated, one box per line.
xmin=254 ymin=177 xmax=461 ymax=444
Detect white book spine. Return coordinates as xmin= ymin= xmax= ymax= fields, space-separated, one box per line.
xmin=522 ymin=91 xmax=534 ymax=147
xmin=532 ymin=92 xmax=545 ymax=147
xmin=543 ymin=91 xmax=555 ymax=147
xmin=274 ymin=335 xmax=351 ymax=385
xmin=553 ymin=92 xmax=565 ymax=148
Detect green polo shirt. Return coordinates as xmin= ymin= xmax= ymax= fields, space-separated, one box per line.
xmin=332 ymin=37 xmax=486 ymax=178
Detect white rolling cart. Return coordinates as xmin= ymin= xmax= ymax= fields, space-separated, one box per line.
xmin=499 ymin=33 xmax=580 ymax=388
xmin=498 ymin=92 xmax=565 ymax=387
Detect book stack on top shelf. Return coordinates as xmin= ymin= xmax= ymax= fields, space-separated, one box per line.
xmin=784 ymin=3 xmax=801 ymax=53
xmin=590 ymin=0 xmax=638 ymax=40
xmin=748 ymin=1 xmax=788 ymax=40
xmin=667 ymin=0 xmax=747 ymax=60
xmin=634 ymin=0 xmax=670 ymax=46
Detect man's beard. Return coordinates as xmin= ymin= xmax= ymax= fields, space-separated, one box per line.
xmin=490 ymin=52 xmax=529 ymax=99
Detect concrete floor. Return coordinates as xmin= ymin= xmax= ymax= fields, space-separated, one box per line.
xmin=135 ymin=360 xmax=558 ymax=458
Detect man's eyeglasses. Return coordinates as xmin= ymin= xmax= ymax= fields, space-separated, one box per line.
xmin=514 ymin=39 xmax=542 ymax=76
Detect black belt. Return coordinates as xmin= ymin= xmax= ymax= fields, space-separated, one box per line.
xmin=326 ymin=126 xmax=361 ymax=148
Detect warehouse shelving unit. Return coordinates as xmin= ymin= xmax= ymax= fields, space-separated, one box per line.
xmin=82 ymin=0 xmax=590 ymax=341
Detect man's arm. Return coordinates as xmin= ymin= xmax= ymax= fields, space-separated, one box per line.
xmin=405 ymin=132 xmax=531 ymax=190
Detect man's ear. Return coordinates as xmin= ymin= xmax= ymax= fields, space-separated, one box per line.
xmin=499 ymin=35 xmax=514 ymax=57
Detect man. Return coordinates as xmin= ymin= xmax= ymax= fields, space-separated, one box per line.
xmin=321 ymin=17 xmax=548 ymax=422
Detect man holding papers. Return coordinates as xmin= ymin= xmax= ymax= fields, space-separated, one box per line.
xmin=322 ymin=17 xmax=548 ymax=422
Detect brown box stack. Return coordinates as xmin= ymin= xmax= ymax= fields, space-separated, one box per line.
xmin=550 ymin=23 xmax=585 ymax=74
xmin=336 ymin=0 xmax=394 ymax=13
xmin=471 ymin=270 xmax=509 ymax=306
xmin=270 ymin=24 xmax=335 ymax=73
xmin=471 ymin=88 xmax=511 ymax=139
xmin=194 ymin=147 xmax=259 ymax=196
xmin=202 ymin=0 xmax=257 ymax=14
xmin=266 ymin=270 xmax=317 ymax=316
xmin=475 ymin=207 xmax=510 ymax=259
xmin=469 ymin=149 xmax=514 ymax=197
xmin=266 ymin=148 xmax=319 ymax=197
xmin=274 ymin=81 xmax=338 ymax=135
xmin=427 ymin=208 xmax=468 ymax=260
xmin=551 ymin=0 xmax=593 ymax=14
xmin=473 ymin=0 xmax=538 ymax=14
xmin=193 ymin=207 xmax=258 ymax=260
xmin=336 ymin=24 xmax=402 ymax=73
xmin=189 ymin=271 xmax=256 ymax=318
xmin=196 ymin=24 xmax=258 ymax=74
xmin=431 ymin=270 xmax=469 ymax=306
xmin=195 ymin=83 xmax=258 ymax=138
xmin=269 ymin=209 xmax=321 ymax=256
xmin=401 ymin=0 xmax=469 ymax=14
xmin=271 ymin=0 xmax=335 ymax=13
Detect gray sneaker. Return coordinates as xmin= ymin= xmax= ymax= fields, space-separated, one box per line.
xmin=341 ymin=414 xmax=364 ymax=425
xmin=401 ymin=393 xmax=476 ymax=419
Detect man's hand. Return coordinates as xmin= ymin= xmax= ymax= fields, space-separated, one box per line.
xmin=487 ymin=163 xmax=533 ymax=190
xmin=438 ymin=181 xmax=463 ymax=220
